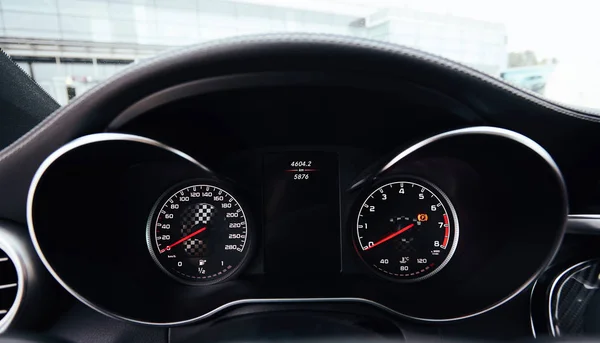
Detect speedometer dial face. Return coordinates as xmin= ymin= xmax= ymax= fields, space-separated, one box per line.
xmin=355 ymin=180 xmax=459 ymax=282
xmin=147 ymin=182 xmax=251 ymax=285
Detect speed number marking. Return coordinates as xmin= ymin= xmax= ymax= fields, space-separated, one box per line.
xmin=148 ymin=183 xmax=250 ymax=284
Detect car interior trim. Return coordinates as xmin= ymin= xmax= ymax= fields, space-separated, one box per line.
xmin=0 ymin=227 xmax=26 ymax=333
xmin=529 ymin=279 xmax=539 ymax=339
xmin=546 ymin=259 xmax=596 ymax=337
xmin=566 ymin=215 xmax=600 ymax=234
xmin=377 ymin=126 xmax=563 ymax=180
xmin=374 ymin=126 xmax=566 ymax=331
xmin=375 ymin=125 xmax=567 ymax=328
xmin=26 ymin=133 xmax=217 ymax=326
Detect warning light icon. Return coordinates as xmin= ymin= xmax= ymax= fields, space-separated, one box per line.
xmin=417 ymin=214 xmax=429 ymax=222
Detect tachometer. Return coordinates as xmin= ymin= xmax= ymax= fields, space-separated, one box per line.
xmin=354 ymin=179 xmax=459 ymax=282
xmin=147 ymin=182 xmax=252 ymax=285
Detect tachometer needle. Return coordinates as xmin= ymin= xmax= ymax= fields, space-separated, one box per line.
xmin=364 ymin=223 xmax=415 ymax=251
xmin=159 ymin=227 xmax=206 ymax=254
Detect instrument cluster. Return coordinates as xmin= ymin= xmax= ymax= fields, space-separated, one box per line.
xmin=146 ymin=152 xmax=460 ymax=285
xmin=26 ymin=127 xmax=567 ymax=325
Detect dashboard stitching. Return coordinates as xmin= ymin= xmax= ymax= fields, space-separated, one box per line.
xmin=1 ymin=33 xmax=600 ymax=167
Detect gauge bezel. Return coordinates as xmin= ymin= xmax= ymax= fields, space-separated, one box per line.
xmin=146 ymin=179 xmax=254 ymax=286
xmin=352 ymin=176 xmax=460 ymax=283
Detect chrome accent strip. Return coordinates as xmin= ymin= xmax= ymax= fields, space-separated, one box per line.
xmin=27 ymin=129 xmax=566 ymax=326
xmin=0 ymin=232 xmax=25 ymax=333
xmin=0 ymin=284 xmax=17 ymax=290
xmin=567 ymin=215 xmax=600 ymax=234
xmin=547 ymin=259 xmax=596 ymax=337
xmin=569 ymin=215 xmax=600 ymax=218
xmin=0 ymin=258 xmax=9 ymax=262
xmin=530 ymin=280 xmax=538 ymax=338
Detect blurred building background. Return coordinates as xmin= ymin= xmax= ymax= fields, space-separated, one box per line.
xmin=0 ymin=0 xmax=507 ymax=105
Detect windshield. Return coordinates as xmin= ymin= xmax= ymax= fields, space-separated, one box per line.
xmin=1 ymin=0 xmax=595 ymax=109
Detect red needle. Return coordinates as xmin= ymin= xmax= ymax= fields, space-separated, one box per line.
xmin=160 ymin=227 xmax=206 ymax=254
xmin=364 ymin=223 xmax=415 ymax=251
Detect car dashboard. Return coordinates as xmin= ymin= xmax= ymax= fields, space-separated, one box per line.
xmin=1 ymin=35 xmax=600 ymax=342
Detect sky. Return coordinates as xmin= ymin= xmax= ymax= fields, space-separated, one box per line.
xmin=238 ymin=0 xmax=599 ymax=62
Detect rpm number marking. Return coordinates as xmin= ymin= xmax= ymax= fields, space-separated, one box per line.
xmin=355 ymin=180 xmax=459 ymax=281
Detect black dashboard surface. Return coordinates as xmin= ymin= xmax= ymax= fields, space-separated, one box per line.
xmin=1 ymin=35 xmax=600 ymax=341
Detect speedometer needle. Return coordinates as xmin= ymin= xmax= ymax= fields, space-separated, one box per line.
xmin=364 ymin=223 xmax=415 ymax=251
xmin=159 ymin=227 xmax=206 ymax=254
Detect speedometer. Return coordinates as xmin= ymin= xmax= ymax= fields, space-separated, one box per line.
xmin=354 ymin=179 xmax=459 ymax=282
xmin=147 ymin=181 xmax=252 ymax=285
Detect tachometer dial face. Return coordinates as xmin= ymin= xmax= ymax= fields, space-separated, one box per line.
xmin=147 ymin=182 xmax=251 ymax=285
xmin=355 ymin=180 xmax=459 ymax=282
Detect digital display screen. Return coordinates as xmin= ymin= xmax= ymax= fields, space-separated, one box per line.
xmin=263 ymin=152 xmax=341 ymax=274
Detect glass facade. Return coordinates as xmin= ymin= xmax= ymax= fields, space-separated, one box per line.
xmin=0 ymin=0 xmax=507 ymax=105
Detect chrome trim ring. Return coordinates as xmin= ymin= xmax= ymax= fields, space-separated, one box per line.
xmin=27 ymin=133 xmax=213 ymax=326
xmin=377 ymin=126 xmax=561 ymax=177
xmin=374 ymin=125 xmax=567 ymax=323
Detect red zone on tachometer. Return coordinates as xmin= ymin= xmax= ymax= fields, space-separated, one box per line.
xmin=355 ymin=180 xmax=459 ymax=281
